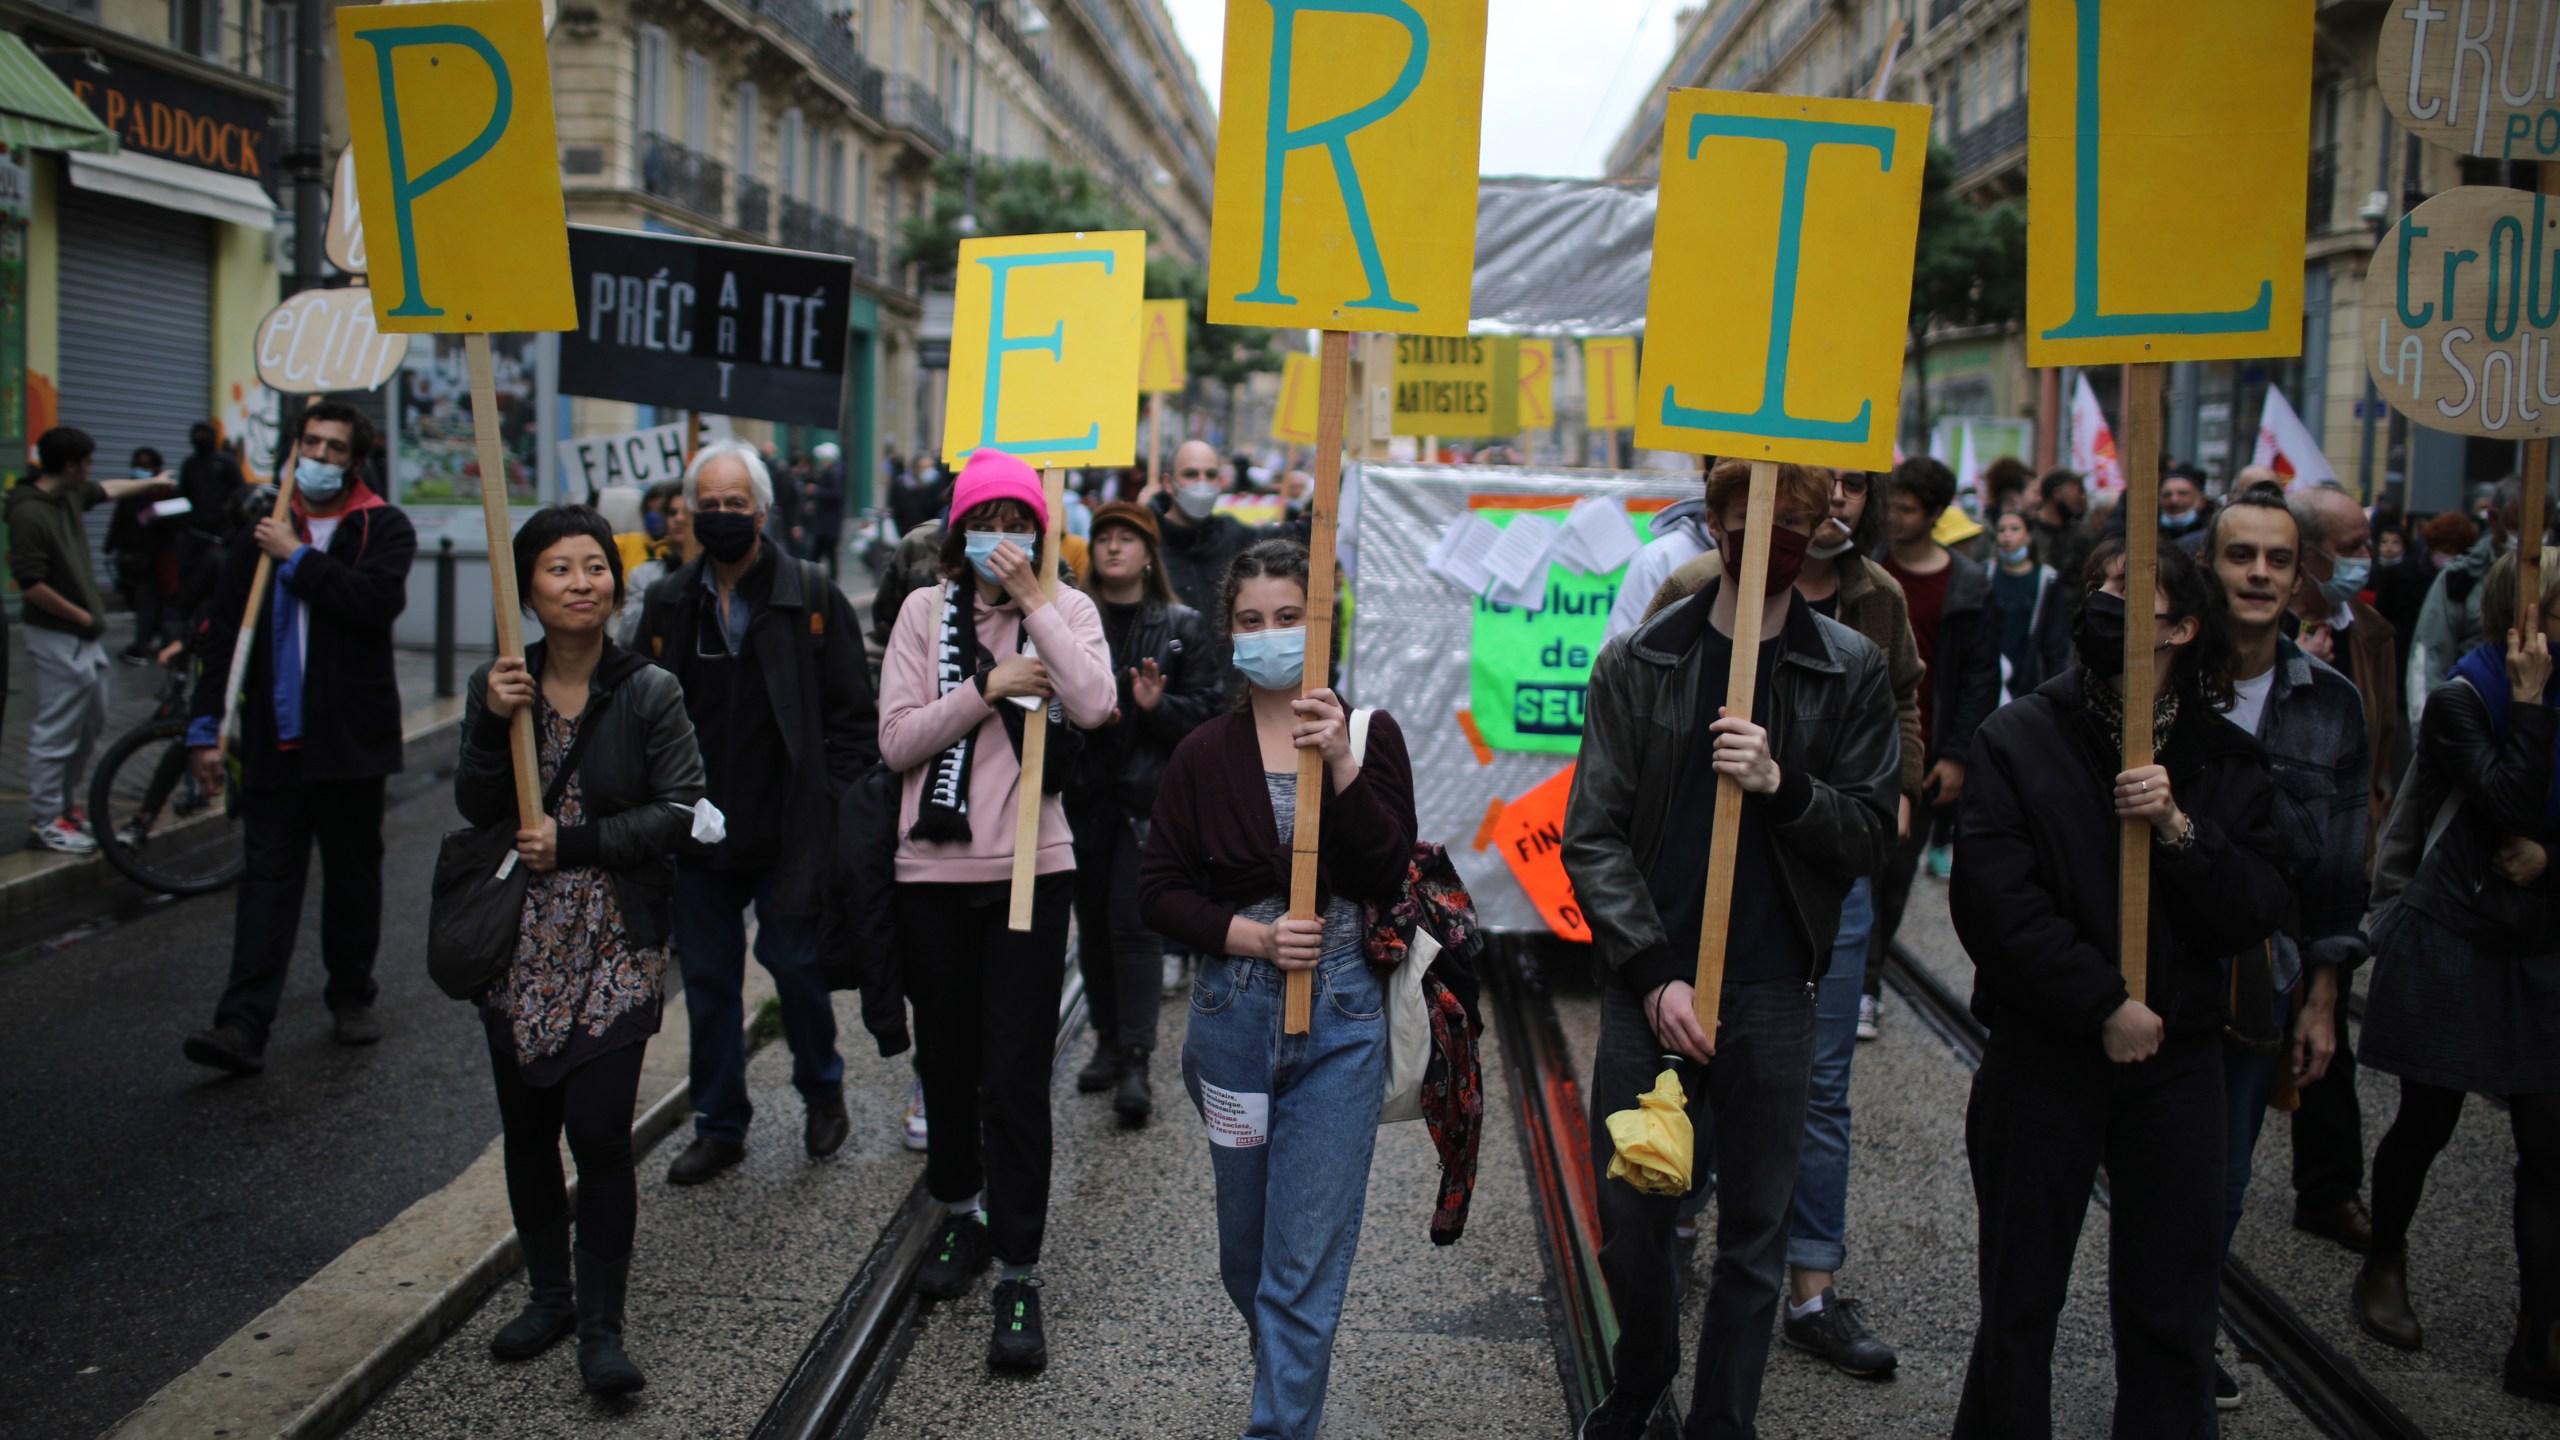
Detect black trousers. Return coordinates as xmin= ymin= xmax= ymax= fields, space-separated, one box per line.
xmin=488 ymin=1031 xmax=646 ymax=1261
xmin=1864 ymin=808 xmax=1935 ymax=1000
xmin=214 ymin=775 xmax=386 ymax=1047
xmin=1956 ymin=1029 xmax=2224 ymax=1440
xmin=2289 ymin=1040 xmax=2366 ymax=1209
xmin=1589 ymin=976 xmax=1815 ymax=1438
xmin=1068 ymin=800 xmax=1164 ymax=1054
xmin=2371 ymin=1082 xmax=2560 ymax=1318
xmin=896 ymin=873 xmax=1073 ymax=1267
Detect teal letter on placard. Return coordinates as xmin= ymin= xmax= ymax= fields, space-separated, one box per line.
xmin=2039 ymin=0 xmax=2271 ymax=341
xmin=1658 ymin=113 xmax=1896 ymax=445
xmin=351 ymin=25 xmax=514 ymax=319
xmin=979 ymin=250 xmax=1115 ymax=454
xmin=1233 ymin=0 xmax=1428 ymax=314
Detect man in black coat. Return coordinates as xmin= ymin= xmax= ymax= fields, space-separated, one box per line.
xmin=638 ymin=439 xmax=879 ymax=1185
xmin=1149 ymin=440 xmax=1263 ymax=612
xmin=182 ymin=401 xmax=417 ymax=1075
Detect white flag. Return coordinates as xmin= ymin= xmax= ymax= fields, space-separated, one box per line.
xmin=1957 ymin=422 xmax=1981 ymax=498
xmin=2251 ymin=384 xmax=2340 ymax=491
xmin=2071 ymin=373 xmax=2123 ymax=496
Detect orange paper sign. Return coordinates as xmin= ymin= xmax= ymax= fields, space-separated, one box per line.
xmin=1491 ymin=763 xmax=1589 ymax=943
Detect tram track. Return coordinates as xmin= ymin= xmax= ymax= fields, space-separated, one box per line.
xmin=747 ymin=971 xmax=1090 ymax=1440
xmin=1878 ymin=942 xmax=2427 ymax=1440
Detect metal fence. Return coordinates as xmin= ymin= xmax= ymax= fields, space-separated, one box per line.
xmin=641 ymin=134 xmax=728 ymax=224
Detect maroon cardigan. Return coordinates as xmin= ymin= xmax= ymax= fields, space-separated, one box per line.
xmin=1138 ymin=708 xmax=1419 ymax=958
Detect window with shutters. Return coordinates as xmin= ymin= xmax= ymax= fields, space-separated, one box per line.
xmin=684 ymin=52 xmax=711 ymax=151
xmin=827 ymin=138 xmax=847 ymax=218
xmin=637 ymin=25 xmax=668 ymax=143
xmin=780 ymin=108 xmax=804 ymax=200
xmin=737 ymin=82 xmax=759 ymax=178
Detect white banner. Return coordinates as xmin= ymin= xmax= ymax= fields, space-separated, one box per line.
xmin=558 ymin=422 xmax=690 ymax=496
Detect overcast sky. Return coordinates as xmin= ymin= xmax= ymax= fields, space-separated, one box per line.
xmin=1157 ymin=0 xmax=1682 ymax=178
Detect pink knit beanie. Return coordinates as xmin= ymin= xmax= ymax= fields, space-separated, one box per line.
xmin=949 ymin=449 xmax=1046 ymax=531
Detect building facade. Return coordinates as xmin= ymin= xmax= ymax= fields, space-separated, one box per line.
xmin=1603 ymin=0 xmax=2472 ymax=508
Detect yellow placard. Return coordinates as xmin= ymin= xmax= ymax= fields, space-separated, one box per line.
xmin=2024 ymin=0 xmax=2310 ymax=366
xmin=1518 ymin=338 xmax=1554 ymax=429
xmin=1272 ymin=350 xmax=1321 ymax=445
xmin=335 ymin=0 xmax=575 ymax=333
xmin=942 ymin=231 xmax=1146 ymax=467
xmin=1207 ymin=0 xmax=1486 ymax=336
xmin=1584 ymin=337 xmax=1639 ymax=430
xmin=1138 ymin=298 xmax=1189 ymax=394
xmin=1635 ymin=89 xmax=1928 ymax=470
xmin=1391 ymin=335 xmax=1517 ymax=436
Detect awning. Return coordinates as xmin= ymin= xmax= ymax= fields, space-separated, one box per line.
xmin=0 ymin=31 xmax=117 ymax=155
xmin=68 ymin=147 xmax=273 ymax=230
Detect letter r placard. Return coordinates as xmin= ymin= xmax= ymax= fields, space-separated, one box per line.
xmin=335 ymin=0 xmax=576 ymax=333
xmin=1206 ymin=0 xmax=1486 ymax=337
xmin=2023 ymin=0 xmax=2310 ymax=366
xmin=941 ymin=231 xmax=1145 ymax=468
xmin=1634 ymin=90 xmax=1929 ymax=471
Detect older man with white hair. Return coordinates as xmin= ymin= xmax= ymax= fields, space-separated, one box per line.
xmin=636 ymin=439 xmax=878 ymax=1185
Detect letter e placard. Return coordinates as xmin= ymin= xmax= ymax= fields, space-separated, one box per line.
xmin=1635 ymin=90 xmax=1928 ymax=471
xmin=941 ymin=231 xmax=1145 ymax=468
xmin=335 ymin=0 xmax=576 ymax=333
xmin=1206 ymin=0 xmax=1486 ymax=336
xmin=2024 ymin=0 xmax=2310 ymax=365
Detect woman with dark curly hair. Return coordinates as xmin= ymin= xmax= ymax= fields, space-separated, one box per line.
xmin=1949 ymin=537 xmax=2286 ymax=1436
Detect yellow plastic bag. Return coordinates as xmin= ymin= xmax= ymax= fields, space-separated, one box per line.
xmin=1603 ymin=1067 xmax=1694 ymax=1197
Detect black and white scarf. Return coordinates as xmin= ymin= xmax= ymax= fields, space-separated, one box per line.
xmin=911 ymin=581 xmax=1068 ymax=843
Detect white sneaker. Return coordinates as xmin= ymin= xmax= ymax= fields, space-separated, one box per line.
xmin=902 ymin=1080 xmax=930 ymax=1152
xmin=1161 ymin=951 xmax=1185 ymax=996
xmin=1856 ymin=993 xmax=1881 ymax=1042
xmin=30 ymin=816 xmax=97 ymax=855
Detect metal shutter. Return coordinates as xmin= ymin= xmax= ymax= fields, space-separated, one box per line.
xmin=56 ymin=187 xmax=214 ymax=586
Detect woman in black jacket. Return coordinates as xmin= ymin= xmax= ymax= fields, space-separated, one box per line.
xmin=1066 ymin=500 xmax=1223 ymax=1122
xmin=2353 ymin=547 xmax=2560 ymax=1404
xmin=458 ymin=506 xmax=706 ymax=1397
xmin=1949 ymin=538 xmax=2285 ymax=1438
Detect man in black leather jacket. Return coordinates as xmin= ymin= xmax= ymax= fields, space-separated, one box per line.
xmin=1562 ymin=460 xmax=1899 ymax=1439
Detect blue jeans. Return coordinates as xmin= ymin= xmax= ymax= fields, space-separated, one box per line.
xmin=1182 ymin=944 xmax=1386 ymax=1440
xmin=2222 ymin=987 xmax=2290 ymax=1251
xmin=672 ymin=861 xmax=843 ymax=1144
xmin=1788 ymin=877 xmax=1872 ymax=1274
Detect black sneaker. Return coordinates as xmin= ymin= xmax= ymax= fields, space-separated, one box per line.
xmin=1576 ymin=1387 xmax=1658 ymax=1440
xmin=1074 ymin=1040 xmax=1117 ymax=1094
xmin=915 ymin=1213 xmax=990 ymax=1299
xmin=988 ymin=1276 xmax=1046 ymax=1371
xmin=182 ymin=1023 xmax=264 ymax=1076
xmin=664 ymin=1135 xmax=745 ymax=1186
xmin=2215 ymin=1360 xmax=2243 ymax=1410
xmin=1780 ymin=1288 xmax=1898 ymax=1378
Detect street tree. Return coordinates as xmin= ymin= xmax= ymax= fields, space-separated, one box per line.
xmin=1906 ymin=139 xmax=2027 ymax=453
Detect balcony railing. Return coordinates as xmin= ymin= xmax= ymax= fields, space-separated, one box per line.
xmin=737 ymin=178 xmax=772 ymax=238
xmin=749 ymin=0 xmax=883 ymax=118
xmin=2308 ymin=143 xmax=2338 ymax=233
xmin=779 ymin=196 xmax=847 ymax=256
xmin=641 ymin=134 xmax=727 ymax=224
xmin=1951 ymin=95 xmax=2027 ymax=176
xmin=885 ymin=77 xmax=953 ymax=152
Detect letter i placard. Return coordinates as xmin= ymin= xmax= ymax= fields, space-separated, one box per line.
xmin=335 ymin=0 xmax=577 ymax=829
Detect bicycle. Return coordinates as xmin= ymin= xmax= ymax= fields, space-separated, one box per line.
xmin=87 ymin=653 xmax=246 ymax=897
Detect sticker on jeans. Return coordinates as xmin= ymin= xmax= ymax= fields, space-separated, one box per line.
xmin=1200 ymin=1080 xmax=1269 ymax=1149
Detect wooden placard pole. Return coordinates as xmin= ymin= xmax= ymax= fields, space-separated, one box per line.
xmin=2119 ymin=363 xmax=2164 ymax=1003
xmin=2523 ymin=165 xmax=2560 ymax=613
xmin=466 ymin=334 xmax=543 ymax=828
xmin=1008 ymin=466 xmax=1069 ymax=931
xmin=1691 ymin=459 xmax=1778 ymax=1039
xmin=1282 ymin=331 xmax=1352 ymax=1034
xmin=1147 ymin=393 xmax=1164 ymax=495
xmin=216 ymin=457 xmax=302 ymax=756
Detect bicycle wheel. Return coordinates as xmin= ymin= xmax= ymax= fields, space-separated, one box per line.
xmin=89 ymin=717 xmax=247 ymax=897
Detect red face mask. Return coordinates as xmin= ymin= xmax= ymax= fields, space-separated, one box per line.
xmin=1723 ymin=524 xmax=1813 ymax=596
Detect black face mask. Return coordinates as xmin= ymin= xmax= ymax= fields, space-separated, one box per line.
xmin=2073 ymin=588 xmax=2127 ymax=678
xmin=693 ymin=509 xmax=758 ymax=564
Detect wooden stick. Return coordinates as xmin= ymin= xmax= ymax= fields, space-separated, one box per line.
xmin=466 ymin=334 xmax=542 ymax=828
xmin=1870 ymin=18 xmax=1907 ymax=100
xmin=1283 ymin=331 xmax=1352 ymax=1034
xmin=1692 ymin=459 xmax=1778 ymax=1040
xmin=2119 ymin=363 xmax=2164 ymax=1004
xmin=1007 ymin=466 xmax=1068 ymax=931
xmin=2522 ymin=167 xmax=2560 ymax=613
xmin=216 ymin=455 xmax=302 ymax=756
xmin=1147 ymin=392 xmax=1164 ymax=496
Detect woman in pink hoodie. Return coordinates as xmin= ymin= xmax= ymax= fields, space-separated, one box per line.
xmin=876 ymin=449 xmax=1114 ymax=1372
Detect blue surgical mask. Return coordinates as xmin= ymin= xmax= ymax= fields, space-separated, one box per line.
xmin=1230 ymin=626 xmax=1308 ymax=691
xmin=2321 ymin=554 xmax=2371 ymax=606
xmin=295 ymin=456 xmax=346 ymax=505
xmin=2161 ymin=509 xmax=2203 ymax=532
xmin=964 ymin=530 xmax=1025 ymax=583
xmin=1998 ymin=543 xmax=2033 ymax=565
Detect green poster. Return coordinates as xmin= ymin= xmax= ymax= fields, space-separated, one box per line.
xmin=1469 ymin=504 xmax=1660 ymax=754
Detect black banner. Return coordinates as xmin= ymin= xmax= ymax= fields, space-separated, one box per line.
xmin=35 ymin=33 xmax=277 ymax=187
xmin=558 ymin=225 xmax=854 ymax=426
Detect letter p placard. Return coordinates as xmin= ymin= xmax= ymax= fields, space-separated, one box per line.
xmin=1635 ymin=90 xmax=1929 ymax=471
xmin=335 ymin=0 xmax=577 ymax=334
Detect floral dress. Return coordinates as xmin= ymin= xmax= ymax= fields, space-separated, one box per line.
xmin=481 ymin=696 xmax=667 ymax=1087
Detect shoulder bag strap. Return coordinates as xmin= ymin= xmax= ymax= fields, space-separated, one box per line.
xmin=539 ymin=687 xmax=616 ymax=817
